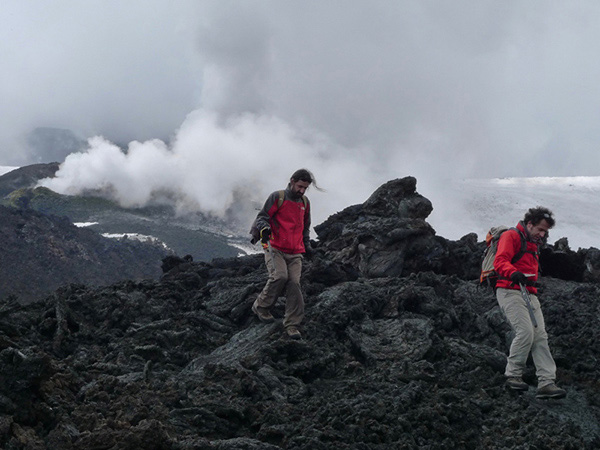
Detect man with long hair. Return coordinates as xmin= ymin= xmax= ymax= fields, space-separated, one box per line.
xmin=251 ymin=169 xmax=320 ymax=339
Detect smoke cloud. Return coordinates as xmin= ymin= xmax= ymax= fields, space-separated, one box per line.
xmin=39 ymin=110 xmax=382 ymax=229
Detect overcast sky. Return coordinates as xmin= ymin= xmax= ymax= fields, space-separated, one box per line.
xmin=3 ymin=1 xmax=600 ymax=239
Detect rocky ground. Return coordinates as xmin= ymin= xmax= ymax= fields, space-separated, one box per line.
xmin=0 ymin=177 xmax=599 ymax=449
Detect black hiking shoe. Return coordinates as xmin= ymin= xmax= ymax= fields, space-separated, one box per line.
xmin=286 ymin=326 xmax=302 ymax=340
xmin=252 ymin=304 xmax=274 ymax=323
xmin=536 ymin=383 xmax=566 ymax=399
xmin=506 ymin=377 xmax=529 ymax=391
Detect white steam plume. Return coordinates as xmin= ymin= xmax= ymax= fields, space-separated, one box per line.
xmin=38 ymin=109 xmax=389 ymax=230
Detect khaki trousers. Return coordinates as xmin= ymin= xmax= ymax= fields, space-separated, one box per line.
xmin=496 ymin=288 xmax=557 ymax=387
xmin=254 ymin=247 xmax=304 ymax=328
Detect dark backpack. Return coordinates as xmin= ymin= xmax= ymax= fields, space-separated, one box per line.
xmin=480 ymin=226 xmax=534 ymax=288
xmin=249 ymin=190 xmax=307 ymax=244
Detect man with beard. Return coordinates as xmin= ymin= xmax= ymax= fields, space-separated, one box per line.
xmin=494 ymin=206 xmax=566 ymax=399
xmin=251 ymin=169 xmax=318 ymax=340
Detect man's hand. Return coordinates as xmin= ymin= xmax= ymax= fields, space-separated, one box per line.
xmin=510 ymin=271 xmax=528 ymax=285
xmin=303 ymin=241 xmax=313 ymax=260
xmin=260 ymin=227 xmax=271 ymax=244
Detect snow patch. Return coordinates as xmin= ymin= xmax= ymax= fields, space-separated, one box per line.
xmin=427 ymin=176 xmax=600 ymax=250
xmin=229 ymin=241 xmax=260 ymax=256
xmin=101 ymin=232 xmax=171 ymax=250
xmin=74 ymin=222 xmax=99 ymax=227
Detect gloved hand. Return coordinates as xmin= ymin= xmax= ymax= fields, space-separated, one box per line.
xmin=303 ymin=242 xmax=313 ymax=260
xmin=510 ymin=271 xmax=528 ymax=285
xmin=260 ymin=227 xmax=272 ymax=244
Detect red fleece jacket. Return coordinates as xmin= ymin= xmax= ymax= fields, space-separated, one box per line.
xmin=493 ymin=222 xmax=539 ymax=294
xmin=255 ymin=187 xmax=311 ymax=254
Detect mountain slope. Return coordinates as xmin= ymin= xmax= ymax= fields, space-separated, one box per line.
xmin=0 ymin=164 xmax=248 ymax=261
xmin=0 ymin=163 xmax=59 ymax=197
xmin=0 ymin=204 xmax=169 ymax=303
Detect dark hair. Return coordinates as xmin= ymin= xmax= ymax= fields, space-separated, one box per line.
xmin=523 ymin=206 xmax=555 ymax=228
xmin=290 ymin=168 xmax=324 ymax=191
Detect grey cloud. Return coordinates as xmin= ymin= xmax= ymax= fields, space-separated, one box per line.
xmin=3 ymin=0 xmax=600 ymax=225
xmin=1 ymin=0 xmax=201 ymax=160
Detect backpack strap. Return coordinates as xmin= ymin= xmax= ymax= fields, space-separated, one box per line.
xmin=250 ymin=190 xmax=301 ymax=245
xmin=277 ymin=190 xmax=307 ymax=209
xmin=495 ymin=228 xmax=539 ymax=283
xmin=509 ymin=227 xmax=539 ymax=264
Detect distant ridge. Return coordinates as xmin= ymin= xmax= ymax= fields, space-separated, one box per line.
xmin=0 ymin=163 xmax=246 ymax=262
xmin=0 ymin=162 xmax=59 ymax=197
xmin=0 ymin=166 xmax=18 ymax=176
xmin=0 ymin=203 xmax=169 ymax=303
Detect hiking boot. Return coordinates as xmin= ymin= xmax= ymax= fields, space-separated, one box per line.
xmin=252 ymin=304 xmax=274 ymax=323
xmin=536 ymin=383 xmax=567 ymax=399
xmin=505 ymin=377 xmax=529 ymax=391
xmin=286 ymin=326 xmax=302 ymax=340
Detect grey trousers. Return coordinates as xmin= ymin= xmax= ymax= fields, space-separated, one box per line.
xmin=254 ymin=247 xmax=304 ymax=328
xmin=496 ymin=288 xmax=557 ymax=387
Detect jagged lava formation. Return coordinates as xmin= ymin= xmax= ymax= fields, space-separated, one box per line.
xmin=1 ymin=176 xmax=599 ymax=449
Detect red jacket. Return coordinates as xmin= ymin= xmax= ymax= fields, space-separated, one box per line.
xmin=493 ymin=222 xmax=540 ymax=293
xmin=255 ymin=187 xmax=311 ymax=254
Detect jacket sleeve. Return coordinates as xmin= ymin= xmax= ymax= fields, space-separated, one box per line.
xmin=493 ymin=230 xmax=520 ymax=279
xmin=303 ymin=198 xmax=311 ymax=248
xmin=255 ymin=191 xmax=279 ymax=232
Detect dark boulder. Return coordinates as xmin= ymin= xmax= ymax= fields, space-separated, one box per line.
xmin=582 ymin=247 xmax=600 ymax=283
xmin=315 ymin=177 xmax=446 ymax=278
xmin=161 ymin=254 xmax=194 ymax=274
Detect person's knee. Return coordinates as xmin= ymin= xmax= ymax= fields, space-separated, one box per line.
xmin=287 ymin=272 xmax=302 ymax=284
xmin=285 ymin=280 xmax=302 ymax=299
xmin=514 ymin=326 xmax=534 ymax=346
xmin=272 ymin=273 xmax=289 ymax=285
xmin=534 ymin=329 xmax=549 ymax=342
xmin=285 ymin=278 xmax=301 ymax=290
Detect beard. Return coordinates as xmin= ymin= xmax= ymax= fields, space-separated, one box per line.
xmin=531 ymin=234 xmax=547 ymax=245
